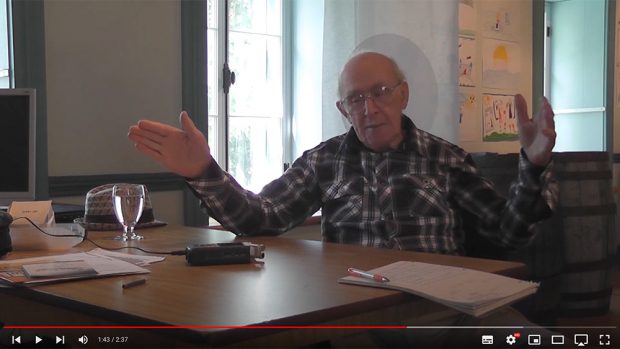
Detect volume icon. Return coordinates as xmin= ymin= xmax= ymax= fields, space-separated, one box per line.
xmin=78 ymin=335 xmax=88 ymax=344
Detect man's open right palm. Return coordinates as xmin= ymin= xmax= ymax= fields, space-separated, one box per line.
xmin=128 ymin=111 xmax=211 ymax=178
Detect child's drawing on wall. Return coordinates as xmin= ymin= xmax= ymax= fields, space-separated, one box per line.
xmin=459 ymin=92 xmax=477 ymax=142
xmin=458 ymin=37 xmax=476 ymax=87
xmin=482 ymin=1 xmax=519 ymax=41
xmin=483 ymin=93 xmax=518 ymax=142
xmin=482 ymin=39 xmax=520 ymax=90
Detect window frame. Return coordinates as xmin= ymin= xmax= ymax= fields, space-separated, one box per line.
xmin=0 ymin=0 xmax=12 ymax=87
xmin=208 ymin=0 xmax=291 ymax=187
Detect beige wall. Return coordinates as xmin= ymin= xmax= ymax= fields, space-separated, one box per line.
xmin=43 ymin=0 xmax=184 ymax=224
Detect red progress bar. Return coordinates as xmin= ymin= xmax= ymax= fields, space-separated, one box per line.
xmin=4 ymin=325 xmax=408 ymax=329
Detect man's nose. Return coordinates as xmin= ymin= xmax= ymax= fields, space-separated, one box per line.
xmin=363 ymin=96 xmax=380 ymax=115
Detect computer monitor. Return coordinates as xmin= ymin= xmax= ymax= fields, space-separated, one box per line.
xmin=0 ymin=88 xmax=36 ymax=207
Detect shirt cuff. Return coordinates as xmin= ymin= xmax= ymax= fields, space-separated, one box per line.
xmin=518 ymin=148 xmax=551 ymax=190
xmin=186 ymin=159 xmax=226 ymax=188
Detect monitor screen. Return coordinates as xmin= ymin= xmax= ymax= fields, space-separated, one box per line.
xmin=0 ymin=88 xmax=36 ymax=207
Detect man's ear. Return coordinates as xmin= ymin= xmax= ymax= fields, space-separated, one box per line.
xmin=399 ymin=81 xmax=410 ymax=110
xmin=336 ymin=101 xmax=351 ymax=123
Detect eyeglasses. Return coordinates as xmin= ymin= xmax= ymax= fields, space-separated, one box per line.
xmin=341 ymin=81 xmax=403 ymax=115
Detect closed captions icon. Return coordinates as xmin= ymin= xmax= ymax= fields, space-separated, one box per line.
xmin=482 ymin=335 xmax=493 ymax=345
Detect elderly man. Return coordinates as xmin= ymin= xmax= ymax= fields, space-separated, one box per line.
xmin=128 ymin=52 xmax=556 ymax=256
xmin=129 ymin=51 xmax=557 ymax=347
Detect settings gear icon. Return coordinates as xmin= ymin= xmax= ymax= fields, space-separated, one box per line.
xmin=506 ymin=334 xmax=517 ymax=345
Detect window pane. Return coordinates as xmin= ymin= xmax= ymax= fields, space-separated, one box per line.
xmin=228 ymin=117 xmax=282 ymax=193
xmin=207 ymin=0 xmax=216 ymax=29
xmin=228 ymin=32 xmax=282 ymax=117
xmin=229 ymin=0 xmax=265 ymax=33
xmin=229 ymin=0 xmax=280 ymax=35
xmin=0 ymin=0 xmax=9 ymax=88
xmin=224 ymin=0 xmax=283 ymax=193
xmin=266 ymin=0 xmax=281 ymax=35
xmin=208 ymin=116 xmax=219 ymax=164
xmin=547 ymin=0 xmax=606 ymax=151
xmin=207 ymin=29 xmax=217 ymax=116
xmin=554 ymin=112 xmax=604 ymax=151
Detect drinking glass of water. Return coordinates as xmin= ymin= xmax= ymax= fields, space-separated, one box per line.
xmin=112 ymin=184 xmax=146 ymax=241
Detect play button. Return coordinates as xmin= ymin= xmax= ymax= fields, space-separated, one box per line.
xmin=35 ymin=336 xmax=42 ymax=344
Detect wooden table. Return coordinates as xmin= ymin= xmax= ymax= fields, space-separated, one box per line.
xmin=0 ymin=225 xmax=526 ymax=348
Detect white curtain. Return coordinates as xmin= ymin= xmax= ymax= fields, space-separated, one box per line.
xmin=321 ymin=0 xmax=459 ymax=143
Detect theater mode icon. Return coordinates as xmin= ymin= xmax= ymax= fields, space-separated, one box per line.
xmin=551 ymin=335 xmax=565 ymax=345
xmin=482 ymin=335 xmax=493 ymax=345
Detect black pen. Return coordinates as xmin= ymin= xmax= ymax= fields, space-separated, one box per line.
xmin=122 ymin=278 xmax=146 ymax=289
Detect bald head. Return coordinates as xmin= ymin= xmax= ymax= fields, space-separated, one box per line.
xmin=335 ymin=51 xmax=409 ymax=152
xmin=338 ymin=52 xmax=406 ymax=100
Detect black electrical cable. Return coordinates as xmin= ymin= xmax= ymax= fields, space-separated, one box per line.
xmin=12 ymin=216 xmax=186 ymax=255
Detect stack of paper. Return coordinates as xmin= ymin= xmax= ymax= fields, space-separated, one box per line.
xmin=338 ymin=261 xmax=538 ymax=317
xmin=0 ymin=248 xmax=165 ymax=285
xmin=22 ymin=260 xmax=98 ymax=278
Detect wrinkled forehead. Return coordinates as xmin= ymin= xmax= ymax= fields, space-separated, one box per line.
xmin=338 ymin=53 xmax=401 ymax=97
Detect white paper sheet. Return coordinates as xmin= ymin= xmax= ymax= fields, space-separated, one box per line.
xmin=0 ymin=249 xmax=152 ymax=285
xmin=339 ymin=261 xmax=538 ymax=317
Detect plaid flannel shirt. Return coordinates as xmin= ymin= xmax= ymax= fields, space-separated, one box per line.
xmin=188 ymin=116 xmax=556 ymax=255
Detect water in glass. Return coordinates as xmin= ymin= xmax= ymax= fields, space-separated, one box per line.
xmin=112 ymin=184 xmax=146 ymax=241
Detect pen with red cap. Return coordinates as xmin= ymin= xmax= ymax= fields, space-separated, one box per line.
xmin=347 ymin=267 xmax=390 ymax=283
